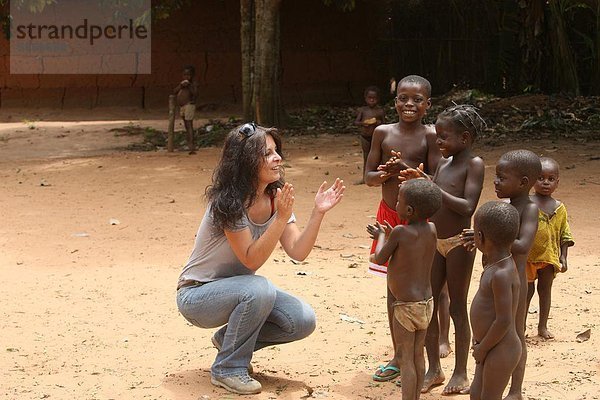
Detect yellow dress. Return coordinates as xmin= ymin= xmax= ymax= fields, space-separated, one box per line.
xmin=526 ymin=202 xmax=574 ymax=281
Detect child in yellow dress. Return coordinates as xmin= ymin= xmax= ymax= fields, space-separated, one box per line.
xmin=526 ymin=157 xmax=574 ymax=339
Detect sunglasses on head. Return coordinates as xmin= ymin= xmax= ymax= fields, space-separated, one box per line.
xmin=239 ymin=122 xmax=257 ymax=137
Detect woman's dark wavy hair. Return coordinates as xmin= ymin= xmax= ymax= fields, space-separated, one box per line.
xmin=205 ymin=124 xmax=285 ymax=230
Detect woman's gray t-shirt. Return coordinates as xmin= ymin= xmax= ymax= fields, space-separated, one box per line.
xmin=178 ymin=204 xmax=296 ymax=285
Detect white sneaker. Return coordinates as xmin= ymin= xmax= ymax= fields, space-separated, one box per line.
xmin=211 ymin=374 xmax=262 ymax=395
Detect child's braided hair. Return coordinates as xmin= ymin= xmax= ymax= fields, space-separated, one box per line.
xmin=438 ymin=103 xmax=487 ymax=139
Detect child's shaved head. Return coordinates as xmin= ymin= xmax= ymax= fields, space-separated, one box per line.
xmin=402 ymin=179 xmax=442 ymax=219
xmin=475 ymin=201 xmax=519 ymax=246
xmin=540 ymin=157 xmax=559 ymax=174
xmin=398 ymin=75 xmax=432 ymax=97
xmin=499 ymin=150 xmax=542 ymax=184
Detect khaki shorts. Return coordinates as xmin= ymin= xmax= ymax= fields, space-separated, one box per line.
xmin=180 ymin=103 xmax=195 ymax=121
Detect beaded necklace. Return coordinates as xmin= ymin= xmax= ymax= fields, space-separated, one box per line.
xmin=482 ymin=254 xmax=512 ymax=274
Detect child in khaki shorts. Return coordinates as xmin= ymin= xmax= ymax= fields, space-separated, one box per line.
xmin=174 ymin=65 xmax=198 ymax=154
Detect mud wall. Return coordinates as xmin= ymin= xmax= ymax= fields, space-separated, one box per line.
xmin=0 ymin=0 xmax=381 ymax=110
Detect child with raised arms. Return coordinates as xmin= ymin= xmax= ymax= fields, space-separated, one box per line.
xmin=469 ymin=201 xmax=522 ymax=400
xmin=526 ymin=157 xmax=574 ymax=339
xmin=365 ymin=75 xmax=440 ymax=382
xmin=367 ymin=179 xmax=442 ymax=400
xmin=399 ymin=104 xmax=486 ymax=394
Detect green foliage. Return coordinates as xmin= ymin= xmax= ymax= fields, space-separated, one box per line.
xmin=10 ymin=0 xmax=55 ymax=13
xmin=520 ymin=110 xmax=570 ymax=131
xmin=152 ymin=0 xmax=191 ymax=20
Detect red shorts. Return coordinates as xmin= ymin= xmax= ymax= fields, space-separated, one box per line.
xmin=369 ymin=200 xmax=407 ymax=277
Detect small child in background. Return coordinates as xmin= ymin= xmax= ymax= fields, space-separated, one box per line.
xmin=469 ymin=201 xmax=522 ymax=400
xmin=367 ymin=179 xmax=442 ymax=400
xmin=174 ymin=65 xmax=198 ymax=154
xmin=526 ymin=157 xmax=574 ymax=339
xmin=354 ymin=86 xmax=385 ymax=184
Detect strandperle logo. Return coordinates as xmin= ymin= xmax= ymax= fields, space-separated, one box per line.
xmin=10 ymin=0 xmax=151 ymax=74
xmin=14 ymin=18 xmax=149 ymax=46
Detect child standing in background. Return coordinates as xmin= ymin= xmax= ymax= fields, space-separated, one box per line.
xmin=174 ymin=65 xmax=198 ymax=154
xmin=354 ymin=86 xmax=385 ymax=184
xmin=526 ymin=157 xmax=574 ymax=339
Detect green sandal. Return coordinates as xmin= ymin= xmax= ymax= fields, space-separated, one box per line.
xmin=372 ymin=365 xmax=401 ymax=382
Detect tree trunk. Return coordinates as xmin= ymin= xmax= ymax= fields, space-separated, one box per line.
xmin=592 ymin=0 xmax=600 ymax=94
xmin=240 ymin=0 xmax=255 ymax=122
xmin=254 ymin=0 xmax=284 ymax=126
xmin=240 ymin=0 xmax=285 ymax=127
xmin=547 ymin=0 xmax=580 ymax=94
xmin=518 ymin=0 xmax=545 ymax=92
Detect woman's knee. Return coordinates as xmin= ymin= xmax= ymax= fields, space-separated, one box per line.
xmin=305 ymin=305 xmax=317 ymax=334
xmin=241 ymin=276 xmax=277 ymax=308
xmin=294 ymin=302 xmax=316 ymax=339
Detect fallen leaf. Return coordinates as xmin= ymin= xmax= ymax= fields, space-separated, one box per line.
xmin=576 ymin=328 xmax=591 ymax=342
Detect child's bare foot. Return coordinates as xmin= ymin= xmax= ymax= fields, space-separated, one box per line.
xmin=421 ymin=370 xmax=445 ymax=393
xmin=439 ymin=342 xmax=453 ymax=358
xmin=538 ymin=327 xmax=555 ymax=339
xmin=441 ymin=374 xmax=470 ymax=396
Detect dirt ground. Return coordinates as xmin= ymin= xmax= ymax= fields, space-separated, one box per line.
xmin=1 ymin=110 xmax=599 ymax=400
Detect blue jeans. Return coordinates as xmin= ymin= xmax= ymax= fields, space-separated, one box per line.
xmin=176 ymin=274 xmax=316 ymax=378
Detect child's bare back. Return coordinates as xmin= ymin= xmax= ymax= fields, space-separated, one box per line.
xmin=367 ymin=178 xmax=443 ymax=400
xmin=386 ymin=222 xmax=437 ymax=301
